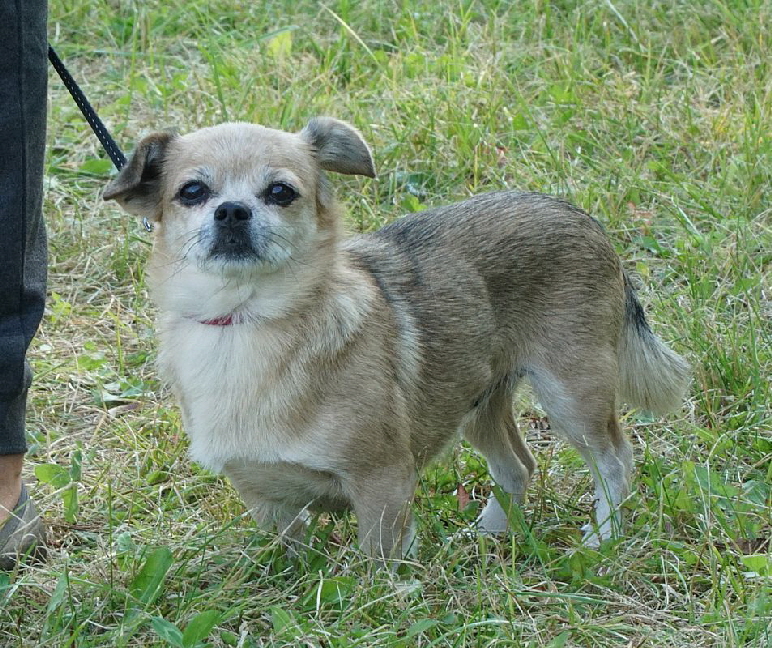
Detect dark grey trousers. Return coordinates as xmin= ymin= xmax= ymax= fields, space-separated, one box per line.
xmin=0 ymin=0 xmax=48 ymax=455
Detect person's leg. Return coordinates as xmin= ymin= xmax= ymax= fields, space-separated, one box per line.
xmin=0 ymin=455 xmax=25 ymax=520
xmin=0 ymin=0 xmax=48 ymax=551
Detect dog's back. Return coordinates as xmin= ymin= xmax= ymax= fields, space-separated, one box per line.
xmin=348 ymin=190 xmax=687 ymax=416
xmin=345 ymin=191 xmax=626 ymax=452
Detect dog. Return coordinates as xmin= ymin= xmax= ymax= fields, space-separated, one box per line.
xmin=104 ymin=117 xmax=689 ymax=562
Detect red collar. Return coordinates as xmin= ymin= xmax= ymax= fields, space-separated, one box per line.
xmin=197 ymin=314 xmax=236 ymax=326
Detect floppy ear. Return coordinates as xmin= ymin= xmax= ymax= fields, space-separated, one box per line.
xmin=300 ymin=117 xmax=376 ymax=178
xmin=103 ymin=131 xmax=175 ymax=221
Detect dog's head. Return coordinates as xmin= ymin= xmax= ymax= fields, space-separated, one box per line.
xmin=104 ymin=118 xmax=375 ymax=277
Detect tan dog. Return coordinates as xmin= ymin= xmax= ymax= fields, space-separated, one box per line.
xmin=104 ymin=118 xmax=689 ymax=562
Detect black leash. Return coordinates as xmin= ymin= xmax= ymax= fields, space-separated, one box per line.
xmin=48 ymin=44 xmax=154 ymax=232
xmin=48 ymin=45 xmax=126 ymax=171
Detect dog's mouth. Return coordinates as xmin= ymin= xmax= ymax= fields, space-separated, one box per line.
xmin=209 ymin=227 xmax=258 ymax=261
xmin=201 ymin=224 xmax=294 ymax=273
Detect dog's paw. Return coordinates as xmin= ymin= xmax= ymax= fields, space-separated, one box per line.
xmin=474 ymin=498 xmax=510 ymax=535
xmin=449 ymin=527 xmax=478 ymax=543
xmin=581 ymin=521 xmax=620 ymax=548
xmin=580 ymin=523 xmax=603 ymax=548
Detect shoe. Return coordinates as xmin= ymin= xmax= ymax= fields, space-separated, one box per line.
xmin=0 ymin=483 xmax=46 ymax=570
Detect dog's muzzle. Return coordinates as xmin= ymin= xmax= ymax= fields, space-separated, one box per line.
xmin=209 ymin=201 xmax=257 ymax=259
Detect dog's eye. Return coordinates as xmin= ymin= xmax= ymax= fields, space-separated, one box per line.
xmin=177 ymin=181 xmax=211 ymax=206
xmin=264 ymin=182 xmax=297 ymax=207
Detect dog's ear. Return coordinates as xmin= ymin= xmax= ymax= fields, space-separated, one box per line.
xmin=300 ymin=117 xmax=376 ymax=178
xmin=103 ymin=131 xmax=175 ymax=221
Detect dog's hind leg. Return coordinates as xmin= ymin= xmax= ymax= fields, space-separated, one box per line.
xmin=463 ymin=378 xmax=536 ymax=534
xmin=528 ymin=354 xmax=633 ymax=546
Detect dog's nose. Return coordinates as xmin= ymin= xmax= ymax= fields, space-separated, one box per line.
xmin=214 ymin=202 xmax=252 ymax=223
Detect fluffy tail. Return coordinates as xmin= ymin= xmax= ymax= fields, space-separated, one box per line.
xmin=618 ymin=275 xmax=690 ymax=415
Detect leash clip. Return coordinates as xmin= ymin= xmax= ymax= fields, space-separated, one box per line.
xmin=143 ymin=218 xmax=153 ymax=232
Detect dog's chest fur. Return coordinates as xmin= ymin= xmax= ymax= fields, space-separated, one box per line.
xmin=157 ymin=318 xmax=324 ymax=472
xmin=152 ymin=270 xmax=391 ymax=476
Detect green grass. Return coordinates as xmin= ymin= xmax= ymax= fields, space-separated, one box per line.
xmin=2 ymin=0 xmax=771 ymax=645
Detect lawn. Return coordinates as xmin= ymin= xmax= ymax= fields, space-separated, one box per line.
xmin=2 ymin=0 xmax=770 ymax=646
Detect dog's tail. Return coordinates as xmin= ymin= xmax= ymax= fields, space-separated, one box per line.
xmin=617 ymin=275 xmax=690 ymax=415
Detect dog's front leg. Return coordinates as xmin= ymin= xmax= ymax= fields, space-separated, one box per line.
xmin=246 ymin=496 xmax=313 ymax=558
xmin=224 ymin=465 xmax=312 ymax=554
xmin=346 ymin=464 xmax=417 ymax=566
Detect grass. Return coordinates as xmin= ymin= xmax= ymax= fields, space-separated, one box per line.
xmin=2 ymin=0 xmax=771 ymax=645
